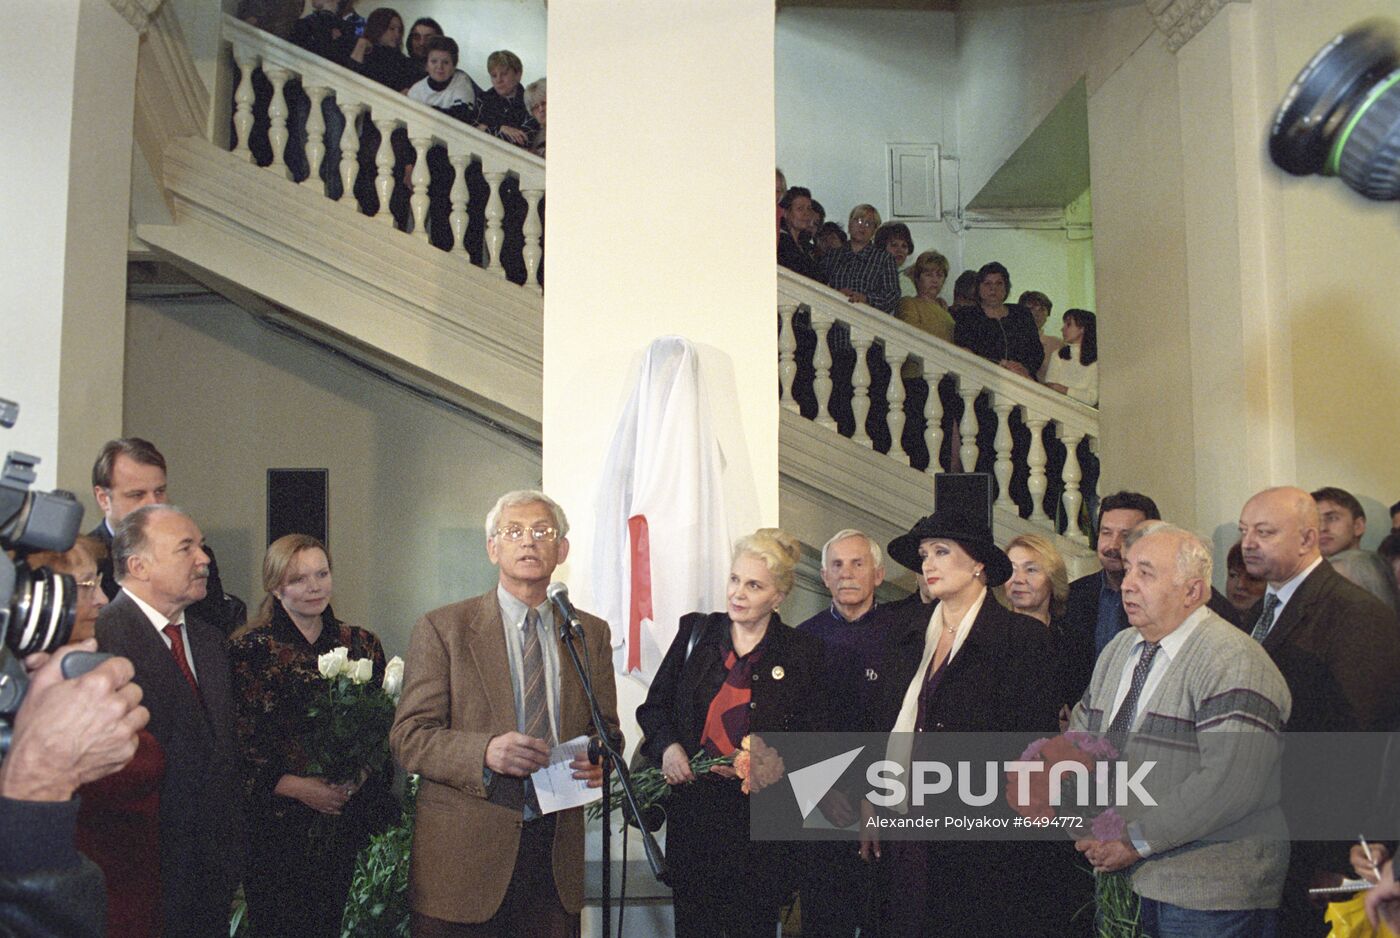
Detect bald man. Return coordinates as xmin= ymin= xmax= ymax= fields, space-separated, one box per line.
xmin=1238 ymin=486 xmax=1400 ymax=938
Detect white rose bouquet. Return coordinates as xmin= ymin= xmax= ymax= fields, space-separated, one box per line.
xmin=303 ymin=647 xmax=405 ymax=787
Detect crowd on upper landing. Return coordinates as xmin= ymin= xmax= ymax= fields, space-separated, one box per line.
xmin=238 ymin=0 xmax=546 ymax=156
xmin=776 ymin=169 xmax=1099 ymax=408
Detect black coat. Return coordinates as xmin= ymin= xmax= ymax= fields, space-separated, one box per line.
xmin=951 ymin=303 xmax=1045 ymax=377
xmin=95 ymin=593 xmax=245 ymax=938
xmin=874 ymin=593 xmax=1060 ymax=735
xmin=636 ymin=612 xmax=825 ymax=907
xmin=871 ymin=594 xmax=1072 ymax=938
xmin=638 ymin=611 xmax=826 ymax=763
xmin=1251 ymin=560 xmax=1400 ymax=734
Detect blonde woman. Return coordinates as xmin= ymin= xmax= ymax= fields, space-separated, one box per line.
xmin=824 ymin=204 xmax=901 ymax=313
xmin=229 ymin=534 xmax=393 ymax=938
xmin=637 ymin=529 xmax=825 ymax=938
xmin=1002 ymin=532 xmax=1082 ymax=721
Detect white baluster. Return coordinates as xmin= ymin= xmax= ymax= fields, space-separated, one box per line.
xmin=483 ymin=171 xmax=506 ymax=276
xmin=811 ymin=313 xmax=836 ymax=431
xmin=778 ymin=305 xmax=799 ymax=412
xmin=373 ymin=118 xmax=399 ymax=225
xmin=302 ymin=85 xmax=329 ymax=189
xmin=522 ymin=189 xmax=544 ymax=290
xmin=232 ymin=45 xmax=257 ymax=160
xmin=448 ymin=150 xmax=469 ymax=253
xmin=922 ymin=365 xmax=944 ymax=474
xmin=264 ymin=66 xmax=292 ymax=178
xmin=1089 ymin=434 xmax=1101 ymax=532
xmin=338 ymin=100 xmax=364 ymax=202
xmin=1061 ymin=428 xmax=1087 ymax=543
xmin=408 ymin=132 xmax=433 ymax=242
xmin=850 ymin=329 xmax=872 ymax=447
xmin=1025 ymin=413 xmax=1048 ymax=523
xmin=958 ymin=382 xmax=981 ymax=471
xmin=885 ymin=342 xmax=907 ymax=460
xmin=991 ymin=396 xmax=1015 ymax=513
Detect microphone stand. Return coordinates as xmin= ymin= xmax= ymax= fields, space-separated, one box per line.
xmin=556 ymin=612 xmax=667 ymax=938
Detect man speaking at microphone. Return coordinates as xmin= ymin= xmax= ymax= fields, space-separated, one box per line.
xmin=391 ymin=489 xmax=620 ymax=937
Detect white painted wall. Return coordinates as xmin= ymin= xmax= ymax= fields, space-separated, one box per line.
xmin=776 ymin=8 xmax=961 ymax=272
xmin=543 ymin=6 xmax=777 ymax=930
xmin=1 ymin=0 xmax=134 ymax=493
xmin=356 ymin=0 xmax=548 ymax=87
xmin=955 ymin=2 xmax=1156 ymax=207
xmin=123 ymin=296 xmax=543 ymax=659
xmin=1261 ymin=0 xmax=1400 ymax=525
xmin=0 ymin=2 xmax=81 ymax=488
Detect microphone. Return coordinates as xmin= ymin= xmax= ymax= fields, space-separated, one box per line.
xmin=546 ymin=582 xmax=584 ymax=640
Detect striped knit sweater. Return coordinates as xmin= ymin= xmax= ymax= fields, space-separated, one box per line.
xmin=1069 ymin=608 xmax=1293 ymax=910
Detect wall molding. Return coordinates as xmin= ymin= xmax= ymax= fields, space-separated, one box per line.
xmin=109 ymin=0 xmax=164 ymax=33
xmin=1147 ymin=0 xmax=1247 ymax=53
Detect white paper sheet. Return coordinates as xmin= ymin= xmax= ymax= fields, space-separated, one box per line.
xmin=531 ymin=735 xmax=603 ymax=815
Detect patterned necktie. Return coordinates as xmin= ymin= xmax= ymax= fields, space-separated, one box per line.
xmin=1250 ymin=593 xmax=1281 ymax=643
xmin=1107 ymin=641 xmax=1160 ymax=748
xmin=520 ymin=609 xmax=552 ymax=744
xmin=163 ymin=622 xmax=203 ymax=704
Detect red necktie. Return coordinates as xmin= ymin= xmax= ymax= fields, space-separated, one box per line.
xmin=163 ymin=622 xmax=203 ymax=704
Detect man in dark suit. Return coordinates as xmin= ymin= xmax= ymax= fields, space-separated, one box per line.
xmin=794 ymin=529 xmax=909 ymax=938
xmin=1064 ymin=491 xmax=1239 ymax=701
xmin=391 ymin=490 xmax=619 ymax=936
xmin=89 ymin=438 xmax=243 ymax=634
xmin=94 ymin=505 xmax=244 ymax=938
xmin=1239 ymin=485 xmax=1400 ymax=937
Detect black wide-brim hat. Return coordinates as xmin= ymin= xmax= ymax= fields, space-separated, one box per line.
xmin=886 ymin=509 xmax=1013 ymax=587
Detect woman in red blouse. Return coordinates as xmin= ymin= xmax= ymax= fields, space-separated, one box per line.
xmin=229 ymin=534 xmax=394 ymax=938
xmin=636 ymin=529 xmax=826 ymax=938
xmin=30 ymin=536 xmax=166 ymax=938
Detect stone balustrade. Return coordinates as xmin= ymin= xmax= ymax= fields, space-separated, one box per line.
xmin=223 ymin=15 xmax=544 ymax=291
xmin=219 ymin=16 xmax=1098 ymax=544
xmin=778 ymin=269 xmax=1101 ymax=542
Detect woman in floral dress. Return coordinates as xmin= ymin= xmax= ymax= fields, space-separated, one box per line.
xmin=229 ymin=534 xmax=395 ymax=937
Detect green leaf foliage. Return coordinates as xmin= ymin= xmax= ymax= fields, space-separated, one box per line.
xmin=340 ymin=775 xmax=419 ymax=937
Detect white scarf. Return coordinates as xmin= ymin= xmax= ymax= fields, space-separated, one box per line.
xmin=884 ymin=586 xmax=986 ymax=813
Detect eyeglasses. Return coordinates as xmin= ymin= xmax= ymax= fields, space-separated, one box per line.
xmin=494 ymin=523 xmax=559 ymax=543
xmin=75 ymin=578 xmax=99 ymax=595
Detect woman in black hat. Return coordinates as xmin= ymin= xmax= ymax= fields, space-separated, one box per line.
xmin=864 ymin=509 xmax=1071 ymax=937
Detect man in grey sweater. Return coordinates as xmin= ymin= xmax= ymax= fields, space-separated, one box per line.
xmin=1071 ymin=522 xmax=1292 ymax=938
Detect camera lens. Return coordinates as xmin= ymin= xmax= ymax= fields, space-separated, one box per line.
xmin=1 ymin=560 xmax=76 ymax=657
xmin=1270 ymin=19 xmax=1400 ymax=201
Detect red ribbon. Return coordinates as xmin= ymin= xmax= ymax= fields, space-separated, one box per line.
xmin=627 ymin=514 xmax=653 ymax=672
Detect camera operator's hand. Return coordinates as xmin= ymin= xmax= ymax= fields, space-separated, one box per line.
xmin=0 ymin=640 xmax=149 ymax=802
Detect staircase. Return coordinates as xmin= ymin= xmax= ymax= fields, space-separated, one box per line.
xmin=133 ymin=12 xmax=1101 ymax=577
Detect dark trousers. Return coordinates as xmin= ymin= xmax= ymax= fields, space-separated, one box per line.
xmin=243 ymin=813 xmax=357 ymax=938
xmin=410 ymin=815 xmax=575 ymax=938
xmin=798 ymin=841 xmax=872 ymax=938
xmin=1277 ymin=842 xmax=1337 ymax=938
xmin=672 ymin=887 xmax=779 ymax=938
xmin=164 ymin=882 xmax=234 ymax=938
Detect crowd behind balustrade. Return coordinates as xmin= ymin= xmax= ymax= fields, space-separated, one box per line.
xmin=777 ymin=169 xmax=1102 ymax=532
xmin=233 ymin=0 xmax=546 ymax=285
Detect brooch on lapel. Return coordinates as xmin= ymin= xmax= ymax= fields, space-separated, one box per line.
xmin=771 ymin=665 xmax=785 ymax=680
